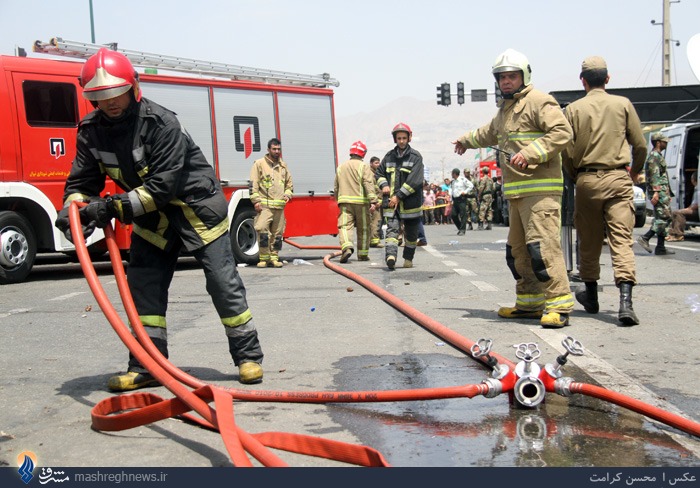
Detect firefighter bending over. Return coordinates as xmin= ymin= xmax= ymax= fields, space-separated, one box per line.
xmin=54 ymin=48 xmax=264 ymax=390
xmin=452 ymin=49 xmax=575 ymax=328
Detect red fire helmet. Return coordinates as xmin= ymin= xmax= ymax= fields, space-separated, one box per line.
xmin=349 ymin=140 xmax=368 ymax=158
xmin=80 ymin=48 xmax=141 ymax=102
xmin=391 ymin=122 xmax=412 ymax=142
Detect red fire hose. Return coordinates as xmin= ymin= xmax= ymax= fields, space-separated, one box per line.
xmin=70 ymin=205 xmax=699 ymax=468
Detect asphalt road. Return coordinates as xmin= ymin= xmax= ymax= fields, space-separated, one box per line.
xmin=1 ymin=219 xmax=699 ymax=471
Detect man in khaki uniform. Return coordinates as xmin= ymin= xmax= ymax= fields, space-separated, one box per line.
xmin=249 ymin=138 xmax=294 ymax=268
xmin=369 ymin=156 xmax=384 ymax=248
xmin=453 ymin=49 xmax=574 ymax=328
xmin=562 ymin=56 xmax=647 ymax=326
xmin=334 ymin=141 xmax=379 ymax=262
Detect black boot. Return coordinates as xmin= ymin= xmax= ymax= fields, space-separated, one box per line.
xmin=477 ymin=222 xmax=484 ymax=230
xmin=654 ymin=234 xmax=675 ymax=255
xmin=575 ymin=281 xmax=599 ymax=314
xmin=618 ymin=282 xmax=639 ymax=326
xmin=468 ymin=222 xmax=473 ymax=230
xmin=486 ymin=222 xmax=492 ymax=230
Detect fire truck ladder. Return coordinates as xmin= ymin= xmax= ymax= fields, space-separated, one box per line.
xmin=32 ymin=37 xmax=340 ymax=88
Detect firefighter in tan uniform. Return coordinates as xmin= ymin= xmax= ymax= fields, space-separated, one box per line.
xmin=452 ymin=49 xmax=575 ymax=328
xmin=249 ymin=138 xmax=293 ymax=268
xmin=561 ymin=56 xmax=647 ymax=326
xmin=334 ymin=141 xmax=379 ymax=262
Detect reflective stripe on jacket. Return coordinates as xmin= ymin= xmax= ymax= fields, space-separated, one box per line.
xmin=64 ymin=98 xmax=229 ymax=252
xmin=249 ymin=155 xmax=294 ymax=209
xmin=334 ymin=157 xmax=378 ymax=205
xmin=376 ymin=145 xmax=425 ymax=219
xmin=456 ymin=85 xmax=572 ymax=200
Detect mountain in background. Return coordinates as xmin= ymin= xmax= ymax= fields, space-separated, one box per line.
xmin=335 ymin=96 xmax=499 ymax=183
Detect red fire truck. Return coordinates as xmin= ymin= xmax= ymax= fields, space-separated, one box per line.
xmin=0 ymin=38 xmax=341 ymax=284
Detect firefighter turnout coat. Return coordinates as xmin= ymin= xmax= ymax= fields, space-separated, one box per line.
xmin=63 ymin=98 xmax=229 ymax=252
xmin=455 ymin=85 xmax=571 ymax=201
xmin=249 ymin=156 xmax=294 ymax=210
xmin=375 ymin=145 xmax=424 ymax=219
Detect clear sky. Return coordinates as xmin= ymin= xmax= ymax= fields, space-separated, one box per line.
xmin=1 ymin=0 xmax=700 ymax=118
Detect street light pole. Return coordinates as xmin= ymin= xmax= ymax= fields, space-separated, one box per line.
xmin=89 ymin=0 xmax=96 ymax=43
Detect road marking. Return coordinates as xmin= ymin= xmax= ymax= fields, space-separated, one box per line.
xmin=442 ymin=260 xmax=458 ymax=267
xmin=471 ymin=281 xmax=499 ymax=291
xmin=49 ymin=292 xmax=88 ymax=301
xmin=454 ymin=268 xmax=476 ymax=277
xmin=0 ymin=308 xmax=31 ymax=319
xmin=422 ymin=245 xmax=446 ymax=259
xmin=667 ymin=244 xmax=700 ymax=252
xmin=532 ymin=328 xmax=700 ymax=457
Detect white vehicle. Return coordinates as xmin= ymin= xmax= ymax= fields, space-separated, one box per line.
xmin=654 ymin=123 xmax=700 ymax=230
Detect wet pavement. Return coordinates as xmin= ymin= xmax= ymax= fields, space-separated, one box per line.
xmin=330 ymin=353 xmax=697 ymax=467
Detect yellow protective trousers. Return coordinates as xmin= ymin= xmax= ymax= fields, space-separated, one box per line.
xmin=338 ymin=203 xmax=371 ymax=258
xmin=255 ymin=207 xmax=286 ymax=262
xmin=506 ymin=195 xmax=574 ymax=314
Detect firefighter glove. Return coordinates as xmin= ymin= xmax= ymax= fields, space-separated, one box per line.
xmin=79 ymin=194 xmax=134 ymax=229
xmin=55 ymin=206 xmax=97 ymax=243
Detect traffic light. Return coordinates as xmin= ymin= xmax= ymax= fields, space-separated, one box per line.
xmin=441 ymin=82 xmax=451 ymax=106
xmin=457 ymin=82 xmax=465 ymax=105
xmin=436 ymin=84 xmax=443 ymax=106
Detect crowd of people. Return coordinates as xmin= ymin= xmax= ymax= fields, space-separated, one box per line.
xmin=420 ymin=171 xmax=503 ymax=230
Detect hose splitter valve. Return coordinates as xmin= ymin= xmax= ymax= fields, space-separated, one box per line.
xmin=512 ymin=342 xmax=545 ymax=408
xmin=470 ymin=338 xmax=516 ymax=398
xmin=472 ymin=336 xmax=585 ymax=408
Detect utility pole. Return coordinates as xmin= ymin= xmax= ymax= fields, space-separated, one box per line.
xmin=662 ymin=0 xmax=671 ymax=86
xmin=652 ymin=0 xmax=680 ymax=86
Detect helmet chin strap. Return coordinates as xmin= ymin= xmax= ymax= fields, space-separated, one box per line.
xmin=501 ymin=84 xmax=525 ymax=99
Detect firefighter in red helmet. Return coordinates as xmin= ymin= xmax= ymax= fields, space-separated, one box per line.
xmin=334 ymin=140 xmax=378 ymax=262
xmin=55 ymin=48 xmax=264 ymax=390
xmin=375 ymin=123 xmax=425 ymax=269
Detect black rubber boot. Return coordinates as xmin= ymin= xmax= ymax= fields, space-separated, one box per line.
xmin=575 ymin=281 xmax=599 ymax=314
xmin=654 ymin=235 xmax=675 ymax=255
xmin=618 ymin=282 xmax=640 ymax=326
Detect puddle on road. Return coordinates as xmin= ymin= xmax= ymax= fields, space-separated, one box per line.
xmin=330 ymin=353 xmax=697 ymax=467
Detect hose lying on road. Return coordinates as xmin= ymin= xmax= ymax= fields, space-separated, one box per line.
xmin=71 ymin=205 xmax=700 ymax=468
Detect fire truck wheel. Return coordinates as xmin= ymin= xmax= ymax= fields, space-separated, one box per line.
xmin=0 ymin=211 xmax=37 ymax=285
xmin=230 ymin=208 xmax=259 ymax=265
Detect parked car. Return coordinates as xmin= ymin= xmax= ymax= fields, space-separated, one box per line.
xmin=633 ymin=185 xmax=647 ymax=228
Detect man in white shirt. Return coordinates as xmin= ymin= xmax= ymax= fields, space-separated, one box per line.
xmin=450 ymin=168 xmax=474 ymax=235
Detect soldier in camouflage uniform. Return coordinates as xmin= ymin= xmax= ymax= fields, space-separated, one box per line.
xmin=477 ymin=166 xmax=495 ymax=230
xmin=637 ymin=133 xmax=675 ymax=256
xmin=464 ymin=169 xmax=477 ymax=230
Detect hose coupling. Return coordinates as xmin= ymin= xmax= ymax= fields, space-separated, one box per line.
xmin=481 ymin=377 xmax=503 ymax=398
xmin=513 ymin=375 xmax=547 ymax=408
xmin=553 ymin=376 xmax=575 ymax=397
